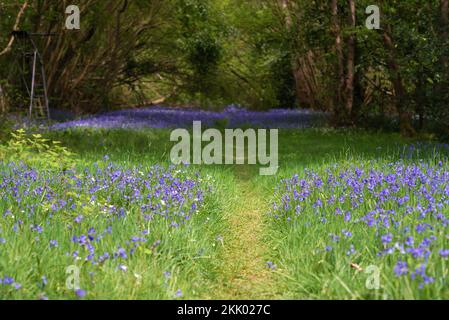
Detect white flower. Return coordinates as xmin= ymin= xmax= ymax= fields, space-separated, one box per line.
xmin=118 ymin=265 xmax=128 ymax=272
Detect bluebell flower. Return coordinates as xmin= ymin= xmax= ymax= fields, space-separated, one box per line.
xmin=175 ymin=289 xmax=183 ymax=298
xmin=342 ymin=229 xmax=352 ymax=238
xmin=114 ymin=247 xmax=127 ymax=259
xmin=439 ymin=249 xmax=449 ymax=258
xmin=3 ymin=276 xmax=14 ymax=285
xmin=42 ymin=276 xmax=48 ymax=286
xmin=405 ymin=236 xmax=414 ymax=247
xmin=118 ymin=265 xmax=128 ymax=272
xmin=98 ymin=252 xmax=110 ymax=263
xmin=75 ymin=289 xmax=86 ymax=298
xmin=266 ymin=261 xmax=277 ymax=270
xmin=74 ymin=215 xmax=84 ymax=224
xmin=31 ymin=225 xmax=43 ymax=233
xmin=394 ymin=261 xmax=408 ymax=277
xmin=346 ymin=245 xmax=356 ymax=256
xmin=381 ymin=233 xmax=393 ymax=245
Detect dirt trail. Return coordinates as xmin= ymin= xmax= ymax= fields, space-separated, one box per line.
xmin=212 ymin=166 xmax=279 ymax=299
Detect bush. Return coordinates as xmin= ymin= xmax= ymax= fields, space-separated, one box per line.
xmin=0 ymin=129 xmax=76 ymax=170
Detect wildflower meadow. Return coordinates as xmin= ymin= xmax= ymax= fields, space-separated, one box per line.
xmin=1 ymin=1 xmax=449 ymax=306
xmin=1 ymin=107 xmax=449 ymax=301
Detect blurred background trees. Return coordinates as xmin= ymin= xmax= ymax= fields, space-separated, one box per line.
xmin=0 ymin=0 xmax=448 ymax=137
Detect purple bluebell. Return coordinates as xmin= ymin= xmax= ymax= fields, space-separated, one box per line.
xmin=49 ymin=240 xmax=58 ymax=248
xmin=75 ymin=289 xmax=86 ymax=298
xmin=394 ymin=261 xmax=408 ymax=277
xmin=439 ymin=249 xmax=449 ymax=258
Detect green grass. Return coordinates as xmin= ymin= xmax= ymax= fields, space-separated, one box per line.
xmin=261 ymin=160 xmax=449 ymax=299
xmin=252 ymin=130 xmax=448 ymax=300
xmin=1 ymin=127 xmax=446 ymax=299
xmin=0 ymin=160 xmax=234 ymax=300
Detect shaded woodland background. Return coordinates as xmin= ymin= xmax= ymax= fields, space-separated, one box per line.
xmin=1 ymin=0 xmax=448 ymax=137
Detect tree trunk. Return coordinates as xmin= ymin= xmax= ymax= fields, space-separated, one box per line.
xmin=0 ymin=1 xmax=29 ymax=56
xmin=345 ymin=0 xmax=356 ymax=122
xmin=440 ymin=0 xmax=448 ymax=71
xmin=0 ymin=84 xmax=6 ymax=114
xmin=439 ymin=0 xmax=449 ymax=135
xmin=415 ymin=69 xmax=425 ymax=130
xmin=441 ymin=0 xmax=448 ymax=44
xmin=351 ymin=43 xmax=364 ymax=123
xmin=331 ymin=0 xmax=345 ymax=120
xmin=382 ymin=26 xmax=415 ymax=137
xmin=293 ymin=51 xmax=324 ymax=109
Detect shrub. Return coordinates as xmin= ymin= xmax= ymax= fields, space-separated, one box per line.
xmin=0 ymin=129 xmax=76 ymax=170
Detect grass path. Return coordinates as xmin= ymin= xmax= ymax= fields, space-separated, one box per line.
xmin=210 ymin=166 xmax=280 ymax=299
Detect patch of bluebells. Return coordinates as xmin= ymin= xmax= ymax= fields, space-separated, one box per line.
xmin=398 ymin=142 xmax=449 ymax=161
xmin=0 ymin=276 xmax=21 ymax=290
xmin=272 ymin=161 xmax=449 ymax=290
xmin=51 ymin=105 xmax=328 ymax=130
xmin=0 ymin=159 xmax=209 ymax=296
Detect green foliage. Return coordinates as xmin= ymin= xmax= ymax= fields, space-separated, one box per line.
xmin=187 ymin=32 xmax=222 ymax=75
xmin=1 ymin=0 xmax=448 ymax=132
xmin=0 ymin=124 xmax=442 ymax=299
xmin=213 ymin=117 xmax=230 ymax=129
xmin=270 ymin=53 xmax=297 ymax=109
xmin=173 ymin=0 xmax=230 ymax=106
xmin=0 ymin=129 xmax=76 ymax=169
xmin=0 ymin=116 xmax=13 ymax=142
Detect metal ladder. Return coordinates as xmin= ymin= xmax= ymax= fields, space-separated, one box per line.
xmin=11 ymin=31 xmax=51 ymax=121
xmin=28 ymin=49 xmax=50 ymax=120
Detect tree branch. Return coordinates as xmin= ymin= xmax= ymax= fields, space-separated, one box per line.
xmin=0 ymin=1 xmax=29 ymax=56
